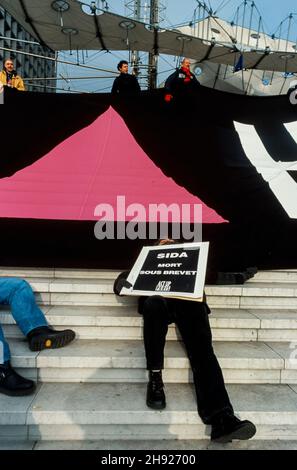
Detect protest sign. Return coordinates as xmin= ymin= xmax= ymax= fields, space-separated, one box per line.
xmin=120 ymin=242 xmax=209 ymax=301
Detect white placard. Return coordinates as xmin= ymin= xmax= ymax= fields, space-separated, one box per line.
xmin=121 ymin=242 xmax=209 ymax=301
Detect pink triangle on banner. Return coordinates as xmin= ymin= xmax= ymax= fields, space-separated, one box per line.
xmin=0 ymin=107 xmax=226 ymax=223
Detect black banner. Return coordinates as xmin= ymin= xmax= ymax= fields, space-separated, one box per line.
xmin=1 ymin=87 xmax=297 ymax=276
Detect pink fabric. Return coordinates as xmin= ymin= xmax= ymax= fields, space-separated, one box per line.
xmin=0 ymin=107 xmax=226 ymax=223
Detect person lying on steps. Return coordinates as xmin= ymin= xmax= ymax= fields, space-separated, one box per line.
xmin=113 ymin=239 xmax=256 ymax=443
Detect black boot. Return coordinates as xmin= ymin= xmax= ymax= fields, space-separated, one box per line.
xmin=27 ymin=326 xmax=75 ymax=352
xmin=146 ymin=371 xmax=166 ymax=410
xmin=211 ymin=413 xmax=256 ymax=443
xmin=0 ymin=361 xmax=36 ymax=397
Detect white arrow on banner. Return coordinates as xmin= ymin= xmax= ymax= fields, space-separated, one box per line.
xmin=234 ymin=121 xmax=297 ymax=219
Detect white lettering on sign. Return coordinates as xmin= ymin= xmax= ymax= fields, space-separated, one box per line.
xmin=155 ymin=281 xmax=172 ymax=292
xmin=163 ymin=271 xmax=196 ymax=275
xmin=140 ymin=270 xmax=162 ymax=275
xmin=157 ymin=252 xmax=188 ymax=259
xmin=158 ymin=263 xmax=183 ymax=268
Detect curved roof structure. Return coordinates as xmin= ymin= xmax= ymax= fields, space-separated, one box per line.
xmin=1 ymin=0 xmax=297 ymax=72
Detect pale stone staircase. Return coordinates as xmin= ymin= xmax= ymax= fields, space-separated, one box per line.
xmin=1 ymin=267 xmax=297 ymax=448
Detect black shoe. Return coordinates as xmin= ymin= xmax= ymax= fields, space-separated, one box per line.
xmin=211 ymin=414 xmax=256 ymax=443
xmin=146 ymin=371 xmax=166 ymax=410
xmin=27 ymin=326 xmax=75 ymax=352
xmin=0 ymin=362 xmax=36 ymax=397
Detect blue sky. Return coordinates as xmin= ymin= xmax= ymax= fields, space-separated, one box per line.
xmin=57 ymin=0 xmax=297 ymax=92
xmin=102 ymin=0 xmax=297 ymax=36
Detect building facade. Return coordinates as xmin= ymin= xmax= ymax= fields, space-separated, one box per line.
xmin=0 ymin=5 xmax=56 ymax=92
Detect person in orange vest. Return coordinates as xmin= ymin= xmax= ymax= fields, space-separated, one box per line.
xmin=0 ymin=58 xmax=25 ymax=91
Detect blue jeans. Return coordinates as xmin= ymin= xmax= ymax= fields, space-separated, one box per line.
xmin=0 ymin=278 xmax=48 ymax=363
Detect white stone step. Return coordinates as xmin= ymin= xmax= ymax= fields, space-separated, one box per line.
xmin=208 ymin=284 xmax=297 ymax=309
xmin=1 ymin=383 xmax=297 ymax=441
xmin=2 ymin=266 xmax=297 ymax=284
xmin=8 ymin=338 xmax=297 ymax=385
xmin=2 ymin=266 xmax=297 ymax=443
xmin=20 ymin=279 xmax=297 ymax=296
xmin=248 ymin=270 xmax=297 ymax=284
xmin=2 ymin=307 xmax=297 ymax=342
xmin=0 ymin=441 xmax=35 ymax=449
xmin=32 ymin=439 xmax=297 ymax=450
xmin=2 ymin=272 xmax=297 ymax=308
xmin=0 ymin=267 xmax=121 ymax=280
xmin=1 ymin=438 xmax=294 ymax=450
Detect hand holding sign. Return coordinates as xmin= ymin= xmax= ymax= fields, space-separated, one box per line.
xmin=113 ymin=271 xmax=133 ymax=296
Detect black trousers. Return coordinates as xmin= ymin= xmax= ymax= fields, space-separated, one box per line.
xmin=140 ymin=296 xmax=234 ymax=424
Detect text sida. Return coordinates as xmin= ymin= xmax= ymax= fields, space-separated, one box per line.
xmin=157 ymin=252 xmax=188 ymax=259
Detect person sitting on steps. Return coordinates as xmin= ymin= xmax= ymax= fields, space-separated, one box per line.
xmin=113 ymin=239 xmax=257 ymax=443
xmin=0 ymin=277 xmax=75 ymax=397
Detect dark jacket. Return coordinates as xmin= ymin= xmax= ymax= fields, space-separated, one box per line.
xmin=165 ymin=68 xmax=200 ymax=97
xmin=111 ymin=73 xmax=141 ymax=95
